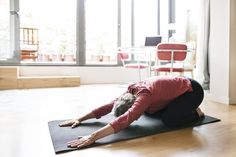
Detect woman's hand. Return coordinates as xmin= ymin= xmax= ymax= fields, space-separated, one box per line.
xmin=67 ymin=134 xmax=96 ymax=148
xmin=67 ymin=124 xmax=114 ymax=149
xmin=59 ymin=119 xmax=81 ymax=128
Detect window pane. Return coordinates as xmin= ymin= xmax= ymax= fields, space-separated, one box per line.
xmin=85 ymin=0 xmax=118 ymax=65
xmin=20 ymin=0 xmax=76 ymax=64
xmin=159 ymin=0 xmax=169 ymax=42
xmin=134 ymin=0 xmax=158 ymax=46
xmin=121 ymin=0 xmax=131 ymax=47
xmin=0 ymin=0 xmax=11 ymax=59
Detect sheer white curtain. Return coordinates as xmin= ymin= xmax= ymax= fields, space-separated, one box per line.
xmin=196 ymin=0 xmax=210 ymax=90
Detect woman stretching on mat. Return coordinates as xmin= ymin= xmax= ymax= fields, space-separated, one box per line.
xmin=59 ymin=76 xmax=205 ymax=149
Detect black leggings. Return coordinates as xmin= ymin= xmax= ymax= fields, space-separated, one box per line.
xmin=148 ymin=78 xmax=204 ymax=127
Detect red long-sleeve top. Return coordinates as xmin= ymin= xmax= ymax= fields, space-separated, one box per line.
xmin=92 ymin=76 xmax=193 ymax=133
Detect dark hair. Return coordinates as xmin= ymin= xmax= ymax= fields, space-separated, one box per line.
xmin=113 ymin=93 xmax=136 ymax=117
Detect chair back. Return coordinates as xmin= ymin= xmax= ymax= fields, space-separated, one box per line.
xmin=117 ymin=52 xmax=129 ymax=61
xmin=157 ymin=43 xmax=187 ymax=61
xmin=20 ymin=27 xmax=39 ymax=50
xmin=20 ymin=27 xmax=39 ymax=61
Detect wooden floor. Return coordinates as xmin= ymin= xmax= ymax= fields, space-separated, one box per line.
xmin=0 ymin=84 xmax=235 ymax=157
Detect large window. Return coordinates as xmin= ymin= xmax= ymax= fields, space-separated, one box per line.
xmin=0 ymin=0 xmax=163 ymax=65
xmin=20 ymin=0 xmax=76 ymax=64
xmin=133 ymin=0 xmax=159 ymax=46
xmin=85 ymin=0 xmax=118 ymax=65
xmin=1 ymin=0 xmax=197 ymax=66
xmin=84 ymin=0 xmax=161 ymax=65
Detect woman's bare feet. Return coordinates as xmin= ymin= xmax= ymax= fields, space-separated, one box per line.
xmin=196 ymin=107 xmax=205 ymax=118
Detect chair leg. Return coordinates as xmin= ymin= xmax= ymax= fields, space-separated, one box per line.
xmin=191 ymin=70 xmax=194 ymax=78
xmin=147 ymin=68 xmax=150 ymax=78
xmin=138 ymin=68 xmax=141 ymax=81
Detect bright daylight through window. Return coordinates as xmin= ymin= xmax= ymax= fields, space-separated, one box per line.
xmin=0 ymin=0 xmax=198 ymax=66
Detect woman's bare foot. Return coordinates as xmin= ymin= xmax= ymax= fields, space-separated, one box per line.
xmin=196 ymin=107 xmax=205 ymax=118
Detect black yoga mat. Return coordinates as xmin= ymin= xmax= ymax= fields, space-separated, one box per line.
xmin=48 ymin=114 xmax=220 ymax=154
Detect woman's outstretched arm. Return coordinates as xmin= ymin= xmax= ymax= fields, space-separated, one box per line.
xmin=67 ymin=94 xmax=151 ymax=149
xmin=59 ymin=90 xmax=129 ymax=128
xmin=67 ymin=124 xmax=115 ymax=148
xmin=59 ymin=93 xmax=126 ymax=128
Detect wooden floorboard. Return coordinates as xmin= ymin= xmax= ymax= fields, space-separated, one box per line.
xmin=0 ymin=84 xmax=235 ymax=157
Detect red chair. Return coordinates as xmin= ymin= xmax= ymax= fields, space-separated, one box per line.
xmin=20 ymin=27 xmax=39 ymax=61
xmin=152 ymin=43 xmax=188 ymax=76
xmin=118 ymin=50 xmax=149 ymax=81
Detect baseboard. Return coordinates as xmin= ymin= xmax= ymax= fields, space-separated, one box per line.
xmin=206 ymin=93 xmax=230 ymax=105
xmin=229 ymin=98 xmax=236 ymax=105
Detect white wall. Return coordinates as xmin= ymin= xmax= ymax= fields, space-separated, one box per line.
xmin=229 ymin=0 xmax=236 ymax=104
xmin=19 ymin=66 xmax=149 ymax=84
xmin=209 ymin=0 xmax=230 ymax=104
xmin=209 ymin=0 xmax=236 ymax=104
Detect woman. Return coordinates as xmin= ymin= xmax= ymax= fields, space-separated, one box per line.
xmin=59 ymin=76 xmax=204 ymax=149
